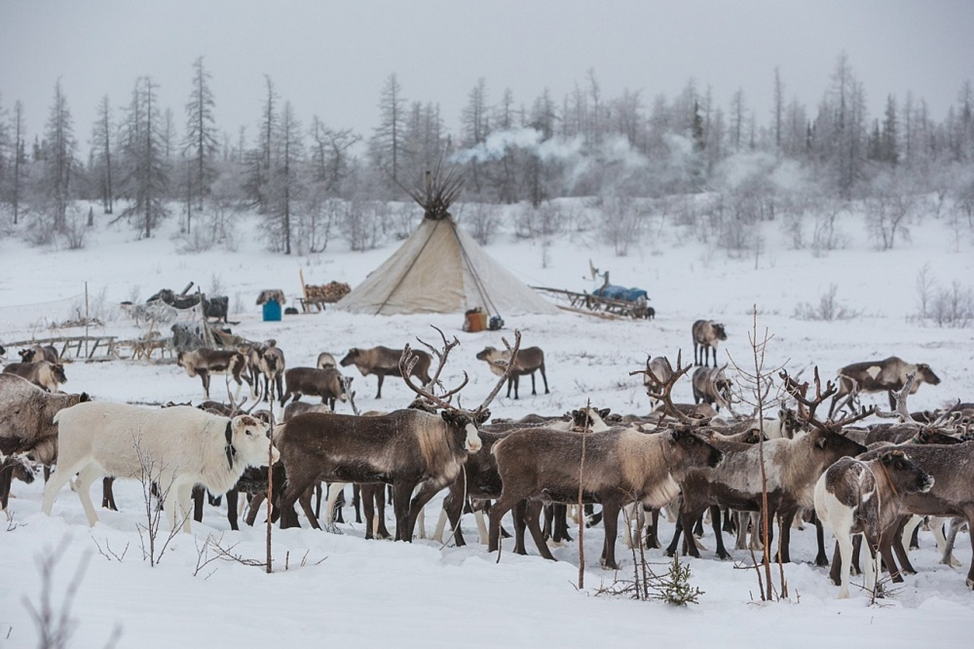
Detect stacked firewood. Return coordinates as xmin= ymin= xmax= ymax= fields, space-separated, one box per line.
xmin=305 ymin=281 xmax=351 ymax=303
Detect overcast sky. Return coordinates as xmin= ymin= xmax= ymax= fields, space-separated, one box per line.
xmin=2 ymin=0 xmax=973 ymax=156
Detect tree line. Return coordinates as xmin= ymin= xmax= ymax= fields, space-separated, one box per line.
xmin=0 ymin=53 xmax=972 ymax=254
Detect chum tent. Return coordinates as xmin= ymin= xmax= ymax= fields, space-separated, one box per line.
xmin=336 ymin=170 xmax=560 ymax=317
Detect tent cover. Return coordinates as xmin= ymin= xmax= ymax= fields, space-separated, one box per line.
xmin=336 ymin=216 xmax=560 ymax=316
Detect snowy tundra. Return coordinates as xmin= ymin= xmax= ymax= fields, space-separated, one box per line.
xmin=1 ymin=201 xmax=973 ymax=647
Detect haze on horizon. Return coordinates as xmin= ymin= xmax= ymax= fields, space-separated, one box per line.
xmin=2 ymin=0 xmax=973 ymax=154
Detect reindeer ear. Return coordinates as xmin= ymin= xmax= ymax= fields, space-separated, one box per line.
xmin=599 ymin=408 xmax=611 ymax=418
xmin=476 ymin=409 xmax=490 ymax=425
xmin=815 ymin=434 xmax=828 ymax=449
xmin=80 ymin=392 xmax=91 ymax=402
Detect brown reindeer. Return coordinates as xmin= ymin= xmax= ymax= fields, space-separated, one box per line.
xmin=489 ymin=424 xmax=723 ymax=570
xmin=691 ymin=365 xmax=733 ymax=412
xmin=692 ymin=320 xmax=727 ymax=367
xmin=2 ymin=360 xmax=67 ymax=393
xmin=18 ymin=345 xmax=59 ymax=364
xmin=340 ymin=346 xmax=432 ymax=399
xmin=476 ymin=345 xmax=549 ymax=399
xmin=176 ymin=348 xmax=251 ymax=399
xmin=830 ymin=356 xmax=941 ymax=416
xmin=276 ymin=330 xmax=520 ymax=541
xmin=280 ymin=367 xmax=347 ymax=410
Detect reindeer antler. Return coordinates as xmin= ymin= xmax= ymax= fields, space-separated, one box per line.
xmin=780 ymin=367 xmax=875 ymax=432
xmin=341 ymin=376 xmax=360 ymax=416
xmin=630 ymin=350 xmax=697 ymax=424
xmin=399 ymin=329 xmax=520 ymax=418
xmin=874 ymin=371 xmax=916 ymax=424
xmin=400 ymin=344 xmax=467 ymax=411
xmin=416 ymin=325 xmax=461 ymax=391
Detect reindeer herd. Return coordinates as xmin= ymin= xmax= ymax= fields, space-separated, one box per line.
xmin=2 ymin=316 xmax=973 ymax=601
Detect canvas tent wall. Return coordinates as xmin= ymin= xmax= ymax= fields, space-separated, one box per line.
xmin=336 ymin=216 xmax=560 ymax=316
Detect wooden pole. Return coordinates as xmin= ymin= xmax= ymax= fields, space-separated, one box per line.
xmin=266 ymin=410 xmax=275 ymax=573
xmin=84 ymin=282 xmax=90 ymax=357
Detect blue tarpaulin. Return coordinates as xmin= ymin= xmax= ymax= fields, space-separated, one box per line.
xmin=592 ymin=284 xmax=649 ymax=302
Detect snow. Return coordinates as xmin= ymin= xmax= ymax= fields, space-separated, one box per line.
xmin=1 ymin=201 xmax=973 ymax=648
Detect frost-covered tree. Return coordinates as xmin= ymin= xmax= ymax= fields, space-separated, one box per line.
xmin=730 ymin=88 xmax=747 ymax=153
xmin=308 ymin=116 xmax=359 ymax=196
xmin=460 ymin=78 xmax=490 ymax=195
xmin=244 ymin=75 xmax=278 ymax=213
xmin=369 ymin=73 xmax=407 ymax=192
xmin=40 ymin=80 xmax=78 ymax=232
xmin=880 ymin=94 xmax=899 ymax=166
xmin=9 ymin=100 xmax=27 ymax=225
xmin=0 ymin=93 xmax=9 ymax=208
xmin=89 ymin=95 xmax=114 ymax=214
xmin=263 ymin=100 xmax=304 ymax=254
xmin=183 ymin=56 xmax=219 ymax=231
xmin=118 ymin=76 xmax=170 ymax=238
xmin=772 ymin=67 xmax=785 ymax=152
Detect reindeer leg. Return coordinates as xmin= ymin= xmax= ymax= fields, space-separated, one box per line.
xmin=524 ymin=500 xmax=554 ymax=560
xmin=226 ymin=489 xmax=239 ymax=531
xmin=246 ymin=491 xmax=265 ymax=526
xmin=101 ymin=477 xmax=118 ymax=511
xmin=192 ymin=485 xmax=205 ymax=523
xmin=352 ymin=483 xmax=362 ymax=524
xmin=375 ymin=374 xmax=384 ymax=399
xmin=645 ymin=507 xmax=661 ymax=549
xmin=665 ymin=513 xmax=684 ymax=557
xmin=813 ymin=512 xmax=830 ymax=567
xmin=712 ymin=505 xmax=731 ymax=560
xmin=363 ymin=484 xmax=377 ymax=540
xmin=391 ymin=481 xmax=414 ymax=541
xmin=601 ymin=501 xmax=622 ymax=570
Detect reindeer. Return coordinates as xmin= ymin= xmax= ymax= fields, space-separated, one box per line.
xmin=691 ymin=365 xmax=733 ymax=413
xmin=280 ymin=367 xmax=348 ymax=411
xmin=691 ymin=320 xmax=726 ymax=367
xmin=642 ymin=355 xmax=674 ymax=410
xmin=830 ymin=357 xmax=941 ymax=417
xmin=18 ymin=345 xmax=59 ymax=364
xmin=340 ymin=346 xmax=432 ymax=399
xmin=3 ymin=360 xmax=67 ymax=393
xmin=476 ymin=345 xmax=549 ymax=399
xmin=176 ymin=348 xmax=251 ymax=399
xmin=275 ymin=329 xmax=521 ymax=541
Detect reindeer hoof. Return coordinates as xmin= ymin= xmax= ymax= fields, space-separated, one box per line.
xmin=815 ymin=555 xmax=830 ymax=568
xmin=324 ymin=523 xmax=344 ymax=535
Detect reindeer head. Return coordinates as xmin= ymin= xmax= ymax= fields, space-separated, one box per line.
xmin=916 ymin=363 xmax=941 ymax=386
xmin=878 ymin=449 xmax=934 ymax=494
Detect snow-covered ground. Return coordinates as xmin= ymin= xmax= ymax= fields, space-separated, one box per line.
xmin=1 ymin=201 xmax=973 ymax=648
